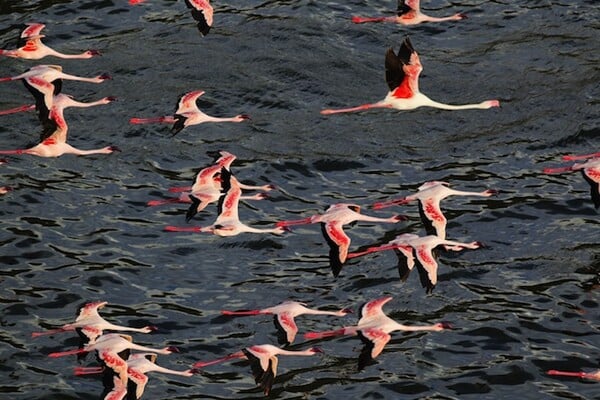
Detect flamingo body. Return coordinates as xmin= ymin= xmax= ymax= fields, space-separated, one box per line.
xmin=277 ymin=203 xmax=406 ymax=277
xmin=304 ymin=296 xmax=450 ymax=369
xmin=221 ymin=300 xmax=352 ymax=345
xmin=193 ymin=344 xmax=322 ymax=395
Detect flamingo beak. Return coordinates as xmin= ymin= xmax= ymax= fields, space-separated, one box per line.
xmin=439 ymin=322 xmax=453 ymax=330
xmin=341 ymin=308 xmax=354 ymax=314
xmin=310 ymin=346 xmax=324 ymax=354
xmin=88 ymin=49 xmax=101 ymax=56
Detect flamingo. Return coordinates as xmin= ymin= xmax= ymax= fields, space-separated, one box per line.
xmin=543 ymin=153 xmax=600 ymax=209
xmin=304 ymin=296 xmax=450 ymax=369
xmin=547 ymin=369 xmax=600 ymax=381
xmin=0 ymin=65 xmax=110 ymax=115
xmin=49 ymin=333 xmax=179 ymax=386
xmin=347 ymin=233 xmax=482 ymax=293
xmin=0 ymin=123 xmax=119 ymax=157
xmin=165 ymin=168 xmax=284 ymax=236
xmin=276 ymin=203 xmax=406 ymax=277
xmin=193 ymin=344 xmax=323 ymax=396
xmin=221 ymin=301 xmax=353 ymax=345
xmin=352 ymin=0 xmax=466 ymax=25
xmin=75 ymin=353 xmax=195 ymax=400
xmin=373 ymin=181 xmax=497 ymax=239
xmin=130 ymin=90 xmax=248 ymax=135
xmin=0 ymin=23 xmax=100 ymax=60
xmin=31 ymin=301 xmax=157 ymax=346
xmin=321 ymin=37 xmax=499 ymax=115
xmin=185 ymin=0 xmax=214 ymax=36
xmin=149 ymin=151 xmax=273 ymax=222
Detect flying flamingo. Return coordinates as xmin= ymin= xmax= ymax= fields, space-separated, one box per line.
xmin=32 ymin=301 xmax=157 ymax=346
xmin=0 ymin=23 xmax=100 ymax=60
xmin=48 ymin=333 xmax=179 ymax=387
xmin=130 ymin=90 xmax=248 ymax=135
xmin=0 ymin=65 xmax=110 ymax=115
xmin=165 ymin=168 xmax=285 ymax=236
xmin=276 ymin=203 xmax=406 ymax=277
xmin=221 ymin=300 xmax=353 ymax=345
xmin=0 ymin=123 xmax=119 ymax=157
xmin=149 ymin=151 xmax=273 ymax=222
xmin=75 ymin=353 xmax=195 ymax=400
xmin=347 ymin=233 xmax=482 ymax=293
xmin=547 ymin=369 xmax=600 ymax=381
xmin=193 ymin=344 xmax=323 ymax=396
xmin=373 ymin=181 xmax=497 ymax=239
xmin=321 ymin=37 xmax=499 ymax=115
xmin=543 ymin=153 xmax=600 ymax=209
xmin=304 ymin=296 xmax=451 ymax=370
xmin=352 ymin=0 xmax=466 ymax=25
xmin=185 ymin=0 xmax=214 ymax=36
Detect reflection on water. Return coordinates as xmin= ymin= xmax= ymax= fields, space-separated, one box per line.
xmin=1 ymin=0 xmax=599 ymax=399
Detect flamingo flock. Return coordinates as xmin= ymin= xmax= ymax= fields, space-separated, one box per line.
xmin=2 ymin=1 xmax=596 ymax=398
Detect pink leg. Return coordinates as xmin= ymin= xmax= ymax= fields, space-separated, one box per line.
xmin=130 ymin=116 xmax=175 ymax=124
xmin=164 ymin=226 xmax=205 ymax=233
xmin=48 ymin=348 xmax=86 ymax=358
xmin=562 ymin=152 xmax=600 ymax=161
xmin=74 ymin=366 xmax=104 ymax=376
xmin=221 ymin=310 xmax=264 ymax=316
xmin=193 ymin=352 xmax=246 ymax=368
xmin=351 ymin=16 xmax=389 ymax=24
xmin=0 ymin=104 xmax=35 ymax=116
xmin=275 ymin=217 xmax=314 ymax=228
xmin=347 ymin=244 xmax=410 ymax=259
xmin=147 ymin=197 xmax=187 ymax=206
xmin=304 ymin=328 xmax=348 ymax=340
xmin=31 ymin=327 xmax=70 ymax=338
xmin=371 ymin=198 xmax=411 ymax=210
xmin=169 ymin=186 xmax=193 ymax=193
xmin=543 ymin=166 xmax=574 ymax=174
xmin=547 ymin=370 xmax=586 ymax=378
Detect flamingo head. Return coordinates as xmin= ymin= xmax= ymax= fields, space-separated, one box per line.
xmin=165 ymin=346 xmax=180 ymax=354
xmin=86 ymin=49 xmax=101 ymax=57
xmin=309 ymin=346 xmax=324 ymax=354
xmin=392 ymin=214 xmax=409 ymax=222
xmin=142 ymin=325 xmax=158 ymax=333
xmin=484 ymin=189 xmax=499 ymax=196
xmin=97 ymin=73 xmax=112 ymax=81
xmin=107 ymin=146 xmax=121 ymax=153
xmin=340 ymin=308 xmax=354 ymax=315
xmin=436 ymin=322 xmax=453 ymax=331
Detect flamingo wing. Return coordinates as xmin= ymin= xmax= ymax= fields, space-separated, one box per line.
xmin=273 ymin=312 xmax=298 ymax=345
xmin=394 ymin=245 xmax=415 ymax=281
xmin=320 ymin=221 xmax=350 ymax=277
xmin=175 ymin=90 xmax=204 ymax=114
xmin=414 ymin=245 xmax=438 ymax=293
xmin=359 ymin=327 xmax=392 ymax=359
xmin=185 ymin=0 xmax=213 ymax=35
xmin=582 ymin=167 xmax=600 ymax=208
xmin=417 ymin=197 xmax=447 ymax=238
xmin=242 ymin=348 xmax=268 ymax=383
xmin=21 ymin=23 xmax=45 ymax=38
xmin=396 ymin=0 xmax=414 ymax=16
xmin=358 ymin=296 xmax=393 ymax=322
xmin=98 ymin=350 xmax=128 ymax=386
xmin=127 ymin=367 xmax=149 ymax=400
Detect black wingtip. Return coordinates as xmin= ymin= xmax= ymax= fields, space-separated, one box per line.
xmin=185 ymin=195 xmax=201 ymax=223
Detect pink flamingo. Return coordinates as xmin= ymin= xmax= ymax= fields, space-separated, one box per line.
xmin=130 ymin=90 xmax=248 ymax=135
xmin=0 ymin=124 xmax=119 ymax=157
xmin=32 ymin=301 xmax=156 ymax=345
xmin=75 ymin=352 xmax=195 ymax=400
xmin=165 ymin=168 xmax=284 ymax=236
xmin=0 ymin=65 xmax=110 ymax=114
xmin=185 ymin=0 xmax=214 ymax=36
xmin=304 ymin=296 xmax=450 ymax=369
xmin=352 ymin=0 xmax=466 ymax=25
xmin=348 ymin=233 xmax=482 ymax=293
xmin=321 ymin=37 xmax=499 ymax=115
xmin=373 ymin=181 xmax=497 ymax=239
xmin=544 ymin=153 xmax=600 ymax=209
xmin=547 ymin=369 xmax=600 ymax=381
xmin=49 ymin=333 xmax=178 ymax=386
xmin=0 ymin=23 xmax=100 ymax=60
xmin=276 ymin=203 xmax=406 ymax=277
xmin=149 ymin=151 xmax=273 ymax=222
xmin=193 ymin=344 xmax=323 ymax=396
xmin=221 ymin=300 xmax=352 ymax=345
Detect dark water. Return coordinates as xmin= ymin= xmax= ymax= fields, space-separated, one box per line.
xmin=1 ymin=1 xmax=599 ymax=399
